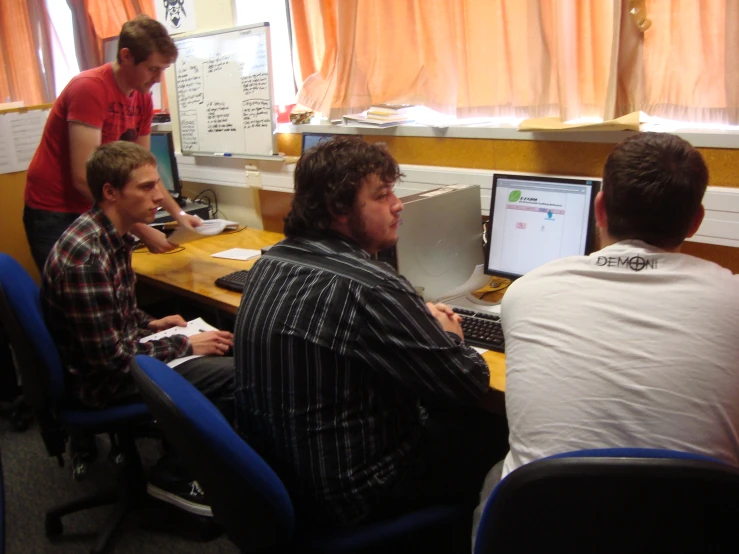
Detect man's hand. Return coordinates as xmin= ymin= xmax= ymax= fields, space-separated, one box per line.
xmin=189 ymin=330 xmax=234 ymax=356
xmin=148 ymin=315 xmax=187 ymax=332
xmin=426 ymin=301 xmax=464 ymax=339
xmin=178 ymin=213 xmax=203 ymax=229
xmin=131 ymin=223 xmax=178 ymax=253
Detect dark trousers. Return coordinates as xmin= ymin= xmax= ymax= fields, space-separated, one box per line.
xmin=363 ymin=403 xmax=509 ymax=552
xmin=23 ymin=205 xmax=82 ymax=272
xmin=112 ymin=356 xmax=236 ymax=424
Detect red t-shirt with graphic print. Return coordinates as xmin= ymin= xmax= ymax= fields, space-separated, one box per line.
xmin=25 ymin=63 xmax=153 ymax=213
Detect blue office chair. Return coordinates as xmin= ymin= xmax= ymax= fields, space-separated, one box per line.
xmin=0 ymin=253 xmax=150 ymax=554
xmin=130 ymin=354 xmax=466 ymax=553
xmin=474 ymin=447 xmax=739 ymax=553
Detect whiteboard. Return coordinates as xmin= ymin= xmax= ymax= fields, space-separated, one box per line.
xmin=173 ymin=23 xmax=278 ymax=159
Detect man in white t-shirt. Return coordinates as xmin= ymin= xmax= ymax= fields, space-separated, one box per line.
xmin=473 ymin=132 xmax=739 ymax=545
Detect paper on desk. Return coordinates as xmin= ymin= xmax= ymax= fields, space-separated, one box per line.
xmin=518 ymin=111 xmax=643 ymax=132
xmin=140 ymin=317 xmax=219 ymax=368
xmin=211 ymin=248 xmax=261 ymax=261
xmin=167 ymin=219 xmax=226 ymax=245
xmin=471 ymin=346 xmax=488 ymax=355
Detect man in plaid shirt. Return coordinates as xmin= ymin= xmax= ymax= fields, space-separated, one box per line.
xmin=42 ymin=141 xmax=234 ymax=516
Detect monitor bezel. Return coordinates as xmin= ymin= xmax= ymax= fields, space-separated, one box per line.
xmin=150 ymin=131 xmax=183 ymax=198
xmin=300 ymin=132 xmax=336 ymax=154
xmin=484 ymin=172 xmax=601 ymax=280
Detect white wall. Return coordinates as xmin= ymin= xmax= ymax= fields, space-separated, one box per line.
xmin=163 ymin=0 xmax=266 ymax=229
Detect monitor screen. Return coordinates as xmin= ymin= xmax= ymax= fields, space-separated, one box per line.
xmin=150 ymin=131 xmax=182 ymax=196
xmin=485 ymin=173 xmax=600 ymax=279
xmin=301 ymin=132 xmax=335 ymax=154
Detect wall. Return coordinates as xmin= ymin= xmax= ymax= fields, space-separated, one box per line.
xmin=266 ymin=133 xmax=739 ymax=272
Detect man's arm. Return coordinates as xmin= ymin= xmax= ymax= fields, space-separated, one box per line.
xmin=358 ymin=285 xmax=490 ymax=404
xmin=57 ymin=262 xmax=192 ymax=374
xmin=129 ymin=133 xmax=201 ymax=250
xmin=68 ymin=122 xmax=100 ymax=203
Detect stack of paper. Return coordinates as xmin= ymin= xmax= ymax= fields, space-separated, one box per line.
xmin=167 ymin=219 xmax=238 ymax=245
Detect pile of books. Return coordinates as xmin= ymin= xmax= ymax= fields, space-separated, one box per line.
xmin=343 ymin=103 xmax=415 ymax=127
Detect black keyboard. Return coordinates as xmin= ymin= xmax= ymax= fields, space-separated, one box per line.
xmin=452 ymin=308 xmax=505 ymax=353
xmin=214 ymin=269 xmax=250 ymax=292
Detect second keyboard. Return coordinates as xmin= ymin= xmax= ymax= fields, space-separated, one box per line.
xmin=452 ymin=308 xmax=505 ymax=353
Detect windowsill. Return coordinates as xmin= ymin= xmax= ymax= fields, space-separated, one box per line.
xmin=276 ymin=123 xmax=739 ymax=149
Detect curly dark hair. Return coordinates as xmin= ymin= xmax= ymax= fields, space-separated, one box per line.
xmin=602 ymin=132 xmax=708 ymax=249
xmin=117 ymin=15 xmax=178 ymax=65
xmin=284 ymin=136 xmax=402 ymax=237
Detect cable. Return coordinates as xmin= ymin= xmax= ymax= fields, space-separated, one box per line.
xmin=191 ymin=189 xmax=219 ymax=219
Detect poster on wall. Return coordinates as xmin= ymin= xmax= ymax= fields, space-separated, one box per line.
xmin=155 ymin=0 xmax=198 ymax=35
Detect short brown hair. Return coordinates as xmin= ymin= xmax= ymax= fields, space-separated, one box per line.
xmin=117 ymin=15 xmax=178 ymax=65
xmin=285 ymin=137 xmax=402 ymax=238
xmin=602 ymin=132 xmax=708 ymax=249
xmin=87 ymin=141 xmax=157 ymax=203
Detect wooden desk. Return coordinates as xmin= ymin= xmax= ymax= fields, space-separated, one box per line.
xmin=132 ymin=229 xmax=506 ymax=392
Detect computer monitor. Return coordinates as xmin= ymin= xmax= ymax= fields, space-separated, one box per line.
xmin=301 ymin=132 xmax=336 ymax=154
xmin=485 ymin=173 xmax=600 ymax=280
xmin=150 ymin=131 xmax=182 ymax=197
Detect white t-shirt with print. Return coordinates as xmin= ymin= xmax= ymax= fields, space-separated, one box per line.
xmin=501 ymin=240 xmax=739 ymax=477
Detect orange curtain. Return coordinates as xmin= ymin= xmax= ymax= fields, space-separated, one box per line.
xmin=69 ymin=0 xmax=155 ymax=70
xmin=0 ymin=0 xmax=56 ymax=106
xmin=638 ymin=0 xmax=739 ymax=124
xmin=290 ymin=0 xmax=614 ymax=121
xmin=67 ymin=0 xmax=167 ymax=110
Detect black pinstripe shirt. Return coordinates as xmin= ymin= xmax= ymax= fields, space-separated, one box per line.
xmin=234 ymin=231 xmax=490 ymax=526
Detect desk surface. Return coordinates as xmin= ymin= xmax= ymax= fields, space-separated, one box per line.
xmin=131 ymin=228 xmax=506 ymax=392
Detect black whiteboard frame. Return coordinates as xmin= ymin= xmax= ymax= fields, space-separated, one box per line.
xmin=172 ymin=22 xmax=280 ymax=161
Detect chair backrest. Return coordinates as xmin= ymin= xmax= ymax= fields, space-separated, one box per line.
xmin=0 ymin=254 xmax=65 ymax=409
xmin=475 ymin=448 xmax=739 ymax=553
xmin=0 ymin=447 xmax=4 ymax=554
xmin=129 ymin=355 xmax=295 ymax=552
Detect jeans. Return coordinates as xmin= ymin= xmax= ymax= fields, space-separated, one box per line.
xmin=23 ymin=205 xmax=82 ymax=272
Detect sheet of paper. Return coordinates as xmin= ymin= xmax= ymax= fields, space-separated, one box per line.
xmin=211 ymin=248 xmax=261 ymax=261
xmin=139 ymin=317 xmax=217 ymax=343
xmin=7 ymin=110 xmax=47 ymax=168
xmin=0 ymin=114 xmax=20 ymax=174
xmin=518 ymin=111 xmax=642 ymax=132
xmin=471 ymin=346 xmax=488 ymax=355
xmin=140 ymin=317 xmax=219 ymax=368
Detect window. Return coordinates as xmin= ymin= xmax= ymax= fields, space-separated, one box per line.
xmin=45 ymin=0 xmax=80 ymax=97
xmin=233 ymin=0 xmax=297 ymax=108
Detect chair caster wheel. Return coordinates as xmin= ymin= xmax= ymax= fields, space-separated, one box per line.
xmin=45 ymin=514 xmax=63 ymax=537
xmin=71 ymin=455 xmax=89 ymax=481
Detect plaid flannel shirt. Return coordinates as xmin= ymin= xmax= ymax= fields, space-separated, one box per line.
xmin=42 ymin=207 xmax=191 ymax=408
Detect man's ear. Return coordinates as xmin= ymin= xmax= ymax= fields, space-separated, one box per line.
xmin=594 ymin=190 xmax=607 ymax=229
xmin=118 ymin=47 xmax=134 ymax=66
xmin=685 ymin=204 xmax=705 ymax=238
xmin=101 ymin=182 xmax=117 ymax=203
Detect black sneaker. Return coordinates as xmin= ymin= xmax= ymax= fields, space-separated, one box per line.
xmin=147 ymin=479 xmax=213 ymax=517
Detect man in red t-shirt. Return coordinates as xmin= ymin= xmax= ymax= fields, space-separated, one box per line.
xmin=24 ymin=14 xmax=199 ymax=271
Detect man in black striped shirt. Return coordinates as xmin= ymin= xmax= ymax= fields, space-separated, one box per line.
xmin=234 ymin=137 xmax=506 ymax=537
